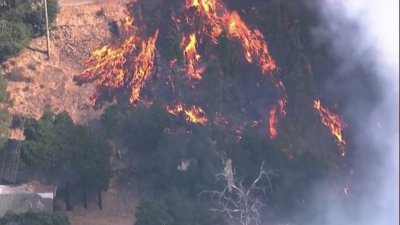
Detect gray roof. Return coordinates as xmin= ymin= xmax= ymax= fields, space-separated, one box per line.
xmin=0 ymin=193 xmax=53 ymax=217
xmin=0 ymin=184 xmax=55 ymax=217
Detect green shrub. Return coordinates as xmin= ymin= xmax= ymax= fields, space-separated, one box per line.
xmin=0 ymin=211 xmax=69 ymax=225
xmin=135 ymin=199 xmax=173 ymax=225
xmin=0 ymin=109 xmax=9 ymax=149
xmin=0 ymin=0 xmax=59 ymax=61
xmin=0 ymin=20 xmax=31 ymax=61
xmin=21 ymin=111 xmax=112 ymax=189
xmin=0 ymin=72 xmax=7 ymax=101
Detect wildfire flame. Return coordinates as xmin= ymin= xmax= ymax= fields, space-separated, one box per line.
xmin=130 ymin=30 xmax=159 ymax=103
xmin=74 ymin=15 xmax=159 ymax=105
xmin=181 ymin=33 xmax=205 ymax=79
xmin=76 ymin=1 xmax=287 ymax=138
xmin=269 ymin=106 xmax=278 ymax=139
xmin=185 ymin=0 xmax=276 ymax=74
xmin=184 ymin=0 xmax=287 ymax=137
xmin=167 ymin=103 xmax=208 ymax=125
xmin=185 ymin=106 xmax=208 ymax=124
xmin=313 ymin=100 xmax=347 ymax=156
xmin=167 ymin=102 xmax=184 ymax=116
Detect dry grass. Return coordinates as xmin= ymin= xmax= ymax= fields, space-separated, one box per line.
xmin=1 ymin=1 xmax=130 ymax=124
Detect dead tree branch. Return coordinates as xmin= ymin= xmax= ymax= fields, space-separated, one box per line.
xmin=205 ymin=160 xmax=275 ymax=225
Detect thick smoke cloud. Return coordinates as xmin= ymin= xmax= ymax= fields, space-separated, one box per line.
xmin=307 ymin=0 xmax=399 ymax=225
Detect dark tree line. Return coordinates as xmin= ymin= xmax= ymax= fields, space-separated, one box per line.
xmin=0 ymin=211 xmax=69 ymax=225
xmin=20 ymin=111 xmax=111 ymax=190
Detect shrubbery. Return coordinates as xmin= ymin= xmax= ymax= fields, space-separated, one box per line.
xmin=21 ymin=111 xmax=111 ymax=189
xmin=0 ymin=0 xmax=59 ymax=61
xmin=0 ymin=211 xmax=69 ymax=225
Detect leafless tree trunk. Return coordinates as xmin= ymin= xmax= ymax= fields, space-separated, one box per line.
xmin=205 ymin=160 xmax=275 ymax=225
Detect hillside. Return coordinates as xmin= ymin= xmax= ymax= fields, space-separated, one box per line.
xmin=0 ymin=0 xmax=397 ymax=225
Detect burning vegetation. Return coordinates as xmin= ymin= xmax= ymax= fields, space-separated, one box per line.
xmin=167 ymin=102 xmax=208 ymax=125
xmin=73 ymin=0 xmax=292 ymax=140
xmin=71 ymin=1 xmax=352 ymax=223
xmin=314 ymin=100 xmax=347 ymax=156
xmin=1 ymin=0 xmax=366 ymax=224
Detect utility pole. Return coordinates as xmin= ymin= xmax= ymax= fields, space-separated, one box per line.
xmin=44 ymin=0 xmax=50 ymax=58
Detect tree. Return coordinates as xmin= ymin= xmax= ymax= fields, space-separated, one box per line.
xmin=0 ymin=211 xmax=69 ymax=225
xmin=0 ymin=20 xmax=30 ymax=61
xmin=205 ymin=161 xmax=274 ymax=225
xmin=21 ymin=111 xmax=111 ymax=189
xmin=135 ymin=199 xmax=173 ymax=225
xmin=0 ymin=71 xmax=9 ymax=148
xmin=0 ymin=71 xmax=7 ymax=101
xmin=0 ymin=0 xmax=59 ymax=61
xmin=101 ymin=103 xmax=171 ymax=153
xmin=0 ymin=109 xmax=9 ymax=148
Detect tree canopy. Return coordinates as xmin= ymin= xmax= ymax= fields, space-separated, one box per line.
xmin=0 ymin=0 xmax=59 ymax=61
xmin=21 ymin=111 xmax=111 ymax=189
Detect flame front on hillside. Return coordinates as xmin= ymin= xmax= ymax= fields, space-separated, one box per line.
xmin=314 ymin=100 xmax=347 ymax=156
xmin=130 ymin=30 xmax=159 ymax=103
xmin=74 ymin=16 xmax=159 ymax=105
xmin=75 ymin=0 xmax=289 ymax=138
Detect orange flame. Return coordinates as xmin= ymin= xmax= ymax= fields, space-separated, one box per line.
xmin=185 ymin=0 xmax=276 ymax=73
xmin=313 ymin=100 xmax=346 ymax=156
xmin=224 ymin=11 xmax=276 ymax=73
xmin=122 ymin=16 xmax=135 ymax=32
xmin=181 ymin=33 xmax=205 ymax=79
xmin=167 ymin=103 xmax=208 ymax=125
xmin=185 ymin=106 xmax=208 ymax=124
xmin=130 ymin=30 xmax=159 ymax=103
xmin=74 ymin=15 xmax=159 ymax=105
xmin=167 ymin=102 xmax=184 ymax=116
xmin=185 ymin=0 xmax=286 ymax=138
xmin=269 ymin=106 xmax=278 ymax=139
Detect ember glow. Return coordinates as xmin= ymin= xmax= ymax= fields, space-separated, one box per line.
xmin=313 ymin=100 xmax=347 ymax=156
xmin=269 ymin=106 xmax=278 ymax=139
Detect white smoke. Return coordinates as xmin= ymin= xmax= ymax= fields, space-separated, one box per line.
xmin=309 ymin=0 xmax=399 ymax=225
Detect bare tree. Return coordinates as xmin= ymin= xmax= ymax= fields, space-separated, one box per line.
xmin=205 ymin=160 xmax=275 ymax=225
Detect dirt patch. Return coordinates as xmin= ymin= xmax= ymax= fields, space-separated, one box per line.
xmin=65 ymin=176 xmax=138 ymax=225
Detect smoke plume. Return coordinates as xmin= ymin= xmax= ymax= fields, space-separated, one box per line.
xmin=307 ymin=0 xmax=399 ymax=224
